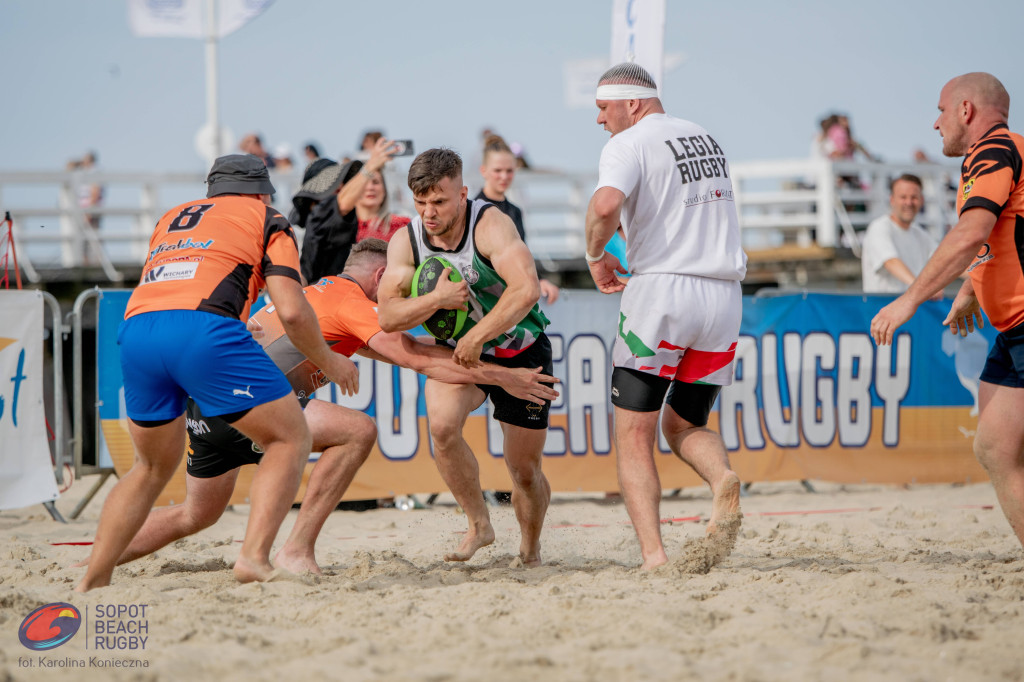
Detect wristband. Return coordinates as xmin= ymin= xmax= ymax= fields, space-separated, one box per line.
xmin=585 ymin=250 xmax=605 ymax=263
xmin=359 ymin=166 xmax=375 ymax=179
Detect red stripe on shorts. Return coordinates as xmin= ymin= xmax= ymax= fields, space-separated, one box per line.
xmin=675 ymin=342 xmax=738 ymax=383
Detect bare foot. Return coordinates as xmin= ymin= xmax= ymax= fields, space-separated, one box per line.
xmin=640 ymin=551 xmax=669 ymax=571
xmin=518 ymin=541 xmax=542 ymax=568
xmin=707 ymin=470 xmax=741 ymax=536
xmin=75 ymin=572 xmax=111 ymax=593
xmin=233 ymin=553 xmax=275 ymax=583
xmin=444 ymin=524 xmax=495 ymax=562
xmin=274 ymin=545 xmax=322 ymax=576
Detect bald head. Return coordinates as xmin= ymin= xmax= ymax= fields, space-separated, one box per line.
xmin=935 ymin=72 xmax=1011 ymax=157
xmin=947 ymin=72 xmax=1010 ymax=118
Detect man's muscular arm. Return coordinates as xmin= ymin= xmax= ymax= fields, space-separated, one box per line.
xmin=871 ymin=208 xmax=996 ymax=346
xmin=376 ymin=227 xmax=469 ymax=332
xmin=452 ymin=209 xmax=540 ymax=368
xmin=584 ymin=187 xmax=628 ymax=293
xmin=359 ymin=331 xmax=558 ymax=405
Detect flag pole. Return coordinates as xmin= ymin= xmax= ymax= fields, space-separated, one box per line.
xmin=205 ymin=0 xmax=221 ymax=161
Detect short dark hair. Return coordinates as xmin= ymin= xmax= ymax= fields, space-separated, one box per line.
xmin=344 ymin=237 xmax=389 ymax=271
xmin=890 ymin=173 xmax=923 ymax=192
xmin=408 ymin=148 xmax=462 ymax=196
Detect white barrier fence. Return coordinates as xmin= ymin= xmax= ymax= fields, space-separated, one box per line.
xmin=0 ymin=159 xmax=959 ymax=282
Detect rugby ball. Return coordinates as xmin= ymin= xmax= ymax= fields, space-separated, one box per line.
xmin=412 ymin=256 xmax=468 ymax=340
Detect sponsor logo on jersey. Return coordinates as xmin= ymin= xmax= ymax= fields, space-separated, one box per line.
xmin=462 ymin=265 xmax=480 ymax=285
xmin=148 ymin=237 xmax=214 ymax=261
xmin=683 ymin=188 xmax=734 ymax=207
xmin=142 ymin=261 xmax=200 ymax=285
xmin=967 ymin=243 xmax=993 ymax=272
xmin=962 ymin=177 xmax=975 ymax=201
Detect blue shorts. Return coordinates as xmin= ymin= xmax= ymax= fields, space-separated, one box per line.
xmin=119 ymin=310 xmax=294 ymax=422
xmin=979 ymin=322 xmax=1024 ymax=388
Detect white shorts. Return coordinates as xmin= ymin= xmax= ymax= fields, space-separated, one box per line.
xmin=612 ymin=273 xmax=741 ymax=386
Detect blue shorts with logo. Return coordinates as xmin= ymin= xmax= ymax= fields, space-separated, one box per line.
xmin=979 ymin=322 xmax=1024 ymax=388
xmin=118 ymin=310 xmax=293 ymax=422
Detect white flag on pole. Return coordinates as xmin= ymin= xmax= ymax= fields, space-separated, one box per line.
xmin=129 ymin=0 xmax=273 ymax=39
xmin=610 ymin=0 xmax=666 ymax=94
xmin=128 ymin=0 xmax=204 ymax=38
xmin=217 ymin=0 xmax=274 ymax=38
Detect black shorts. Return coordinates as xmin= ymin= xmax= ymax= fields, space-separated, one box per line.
xmin=979 ymin=322 xmax=1024 ymax=388
xmin=610 ymin=367 xmax=721 ymax=427
xmin=185 ymin=394 xmax=311 ymax=478
xmin=477 ymin=333 xmax=553 ymax=430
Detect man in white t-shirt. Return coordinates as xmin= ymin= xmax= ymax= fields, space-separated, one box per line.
xmin=861 ymin=174 xmax=939 ymax=293
xmin=584 ymin=63 xmax=747 ymax=570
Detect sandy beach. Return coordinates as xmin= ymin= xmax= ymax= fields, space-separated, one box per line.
xmin=2 ymin=475 xmax=1023 ymax=681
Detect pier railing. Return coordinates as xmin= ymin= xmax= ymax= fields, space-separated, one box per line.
xmin=0 ymin=159 xmax=959 ymax=284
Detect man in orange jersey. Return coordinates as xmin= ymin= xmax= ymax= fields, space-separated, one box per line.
xmin=871 ymin=73 xmax=1024 ymax=549
xmin=89 ymin=239 xmax=558 ymax=575
xmin=76 ymin=155 xmax=359 ymax=592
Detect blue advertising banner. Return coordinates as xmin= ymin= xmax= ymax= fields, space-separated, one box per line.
xmin=93 ymin=290 xmax=994 ymax=504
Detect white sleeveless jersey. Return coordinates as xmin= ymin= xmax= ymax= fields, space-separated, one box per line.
xmin=407 ymin=198 xmax=549 ymax=356
xmin=596 ymin=113 xmax=747 ymax=280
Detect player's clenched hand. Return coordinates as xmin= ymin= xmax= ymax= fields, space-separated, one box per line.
xmin=539 ymin=279 xmax=560 ymax=304
xmin=942 ymin=289 xmax=984 ymax=337
xmin=503 ymin=366 xmax=560 ymax=405
xmin=433 ymin=268 xmax=470 ymax=311
xmin=870 ymin=295 xmax=917 ymax=346
xmin=588 ymin=252 xmax=627 ymax=294
xmin=323 ymin=354 xmax=359 ymax=395
xmin=453 ymin=331 xmax=484 ymax=369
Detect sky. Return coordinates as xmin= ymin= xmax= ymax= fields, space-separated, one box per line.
xmin=2 ymin=0 xmax=1024 ymax=175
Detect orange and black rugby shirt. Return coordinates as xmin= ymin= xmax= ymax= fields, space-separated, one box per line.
xmin=959 ymin=123 xmax=1024 ymax=332
xmin=125 ymin=195 xmax=301 ymax=322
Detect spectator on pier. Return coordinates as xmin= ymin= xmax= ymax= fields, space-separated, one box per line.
xmin=861 ymin=173 xmax=938 ymax=293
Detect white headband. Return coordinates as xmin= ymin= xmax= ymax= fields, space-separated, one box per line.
xmin=595 ymin=83 xmax=658 ymax=100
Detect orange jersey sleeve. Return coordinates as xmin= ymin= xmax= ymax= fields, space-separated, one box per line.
xmin=125 ymin=195 xmax=301 ymax=321
xmin=960 ymin=124 xmax=1024 ymax=331
xmin=305 ymin=275 xmax=384 ymax=356
xmin=244 ymin=275 xmax=383 ymax=398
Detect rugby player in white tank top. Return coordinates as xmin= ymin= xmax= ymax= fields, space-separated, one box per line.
xmin=584 ymin=62 xmax=745 ymax=571
xmin=377 ymin=148 xmax=557 ymax=567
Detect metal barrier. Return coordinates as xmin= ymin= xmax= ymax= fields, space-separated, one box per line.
xmin=66 ymin=288 xmax=119 ymax=518
xmin=42 ymin=292 xmax=68 ymax=484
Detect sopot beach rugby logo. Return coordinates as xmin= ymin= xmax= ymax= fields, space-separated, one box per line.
xmin=18 ymin=602 xmax=83 ymax=650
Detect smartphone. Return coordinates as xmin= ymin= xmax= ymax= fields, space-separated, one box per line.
xmin=392 ymin=139 xmax=415 ymax=157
